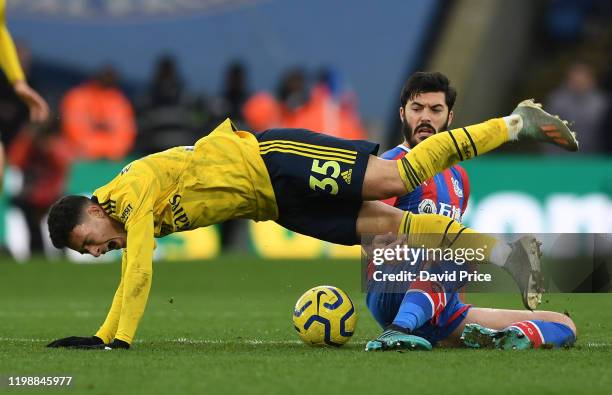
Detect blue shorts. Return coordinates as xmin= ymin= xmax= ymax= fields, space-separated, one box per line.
xmin=256 ymin=128 xmax=379 ymax=245
xmin=366 ymin=290 xmax=471 ymax=345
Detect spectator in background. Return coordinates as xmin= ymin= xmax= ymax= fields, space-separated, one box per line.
xmin=9 ymin=118 xmax=71 ymax=254
xmin=307 ymin=68 xmax=366 ymax=140
xmin=546 ymin=62 xmax=608 ymax=154
xmin=544 ymin=0 xmax=595 ymax=44
xmin=0 ymin=42 xmax=31 ymax=150
xmin=61 ymin=65 xmax=136 ymax=160
xmin=278 ymin=67 xmax=309 ymax=121
xmin=243 ymin=67 xmax=366 ymax=139
xmin=242 ymin=91 xmax=281 ymax=131
xmin=135 ymin=55 xmax=206 ymax=155
xmin=243 ymin=68 xmax=309 ymax=132
xmin=209 ymin=61 xmax=252 ymax=251
xmin=210 ymin=61 xmax=249 ymax=129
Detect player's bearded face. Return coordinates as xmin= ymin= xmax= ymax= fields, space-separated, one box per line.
xmin=400 ymin=92 xmax=451 ymax=147
xmin=401 ymin=116 xmax=449 ymax=147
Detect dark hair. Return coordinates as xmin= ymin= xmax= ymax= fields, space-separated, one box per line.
xmin=47 ymin=195 xmax=92 ymax=249
xmin=400 ymin=71 xmax=457 ymax=110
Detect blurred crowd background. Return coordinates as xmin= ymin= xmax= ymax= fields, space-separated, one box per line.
xmin=1 ymin=0 xmax=611 ymax=260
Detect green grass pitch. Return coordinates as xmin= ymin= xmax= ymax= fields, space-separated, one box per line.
xmin=0 ymin=256 xmax=610 ymax=394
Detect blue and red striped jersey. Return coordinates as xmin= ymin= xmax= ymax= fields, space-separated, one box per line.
xmin=381 ymin=145 xmax=470 ymax=220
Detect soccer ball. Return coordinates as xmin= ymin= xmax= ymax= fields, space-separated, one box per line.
xmin=292 ymin=285 xmax=357 ymax=347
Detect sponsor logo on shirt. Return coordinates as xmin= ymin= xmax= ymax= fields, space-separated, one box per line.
xmin=418 ymin=199 xmax=437 ymax=214
xmin=341 ymin=169 xmax=352 ymax=184
xmin=120 ymin=203 xmax=133 ymax=222
xmin=169 ymin=194 xmax=191 ymax=231
xmin=418 ymin=199 xmax=462 ymax=221
xmin=451 ymin=176 xmax=463 ymax=198
xmin=439 ymin=203 xmax=462 ymax=221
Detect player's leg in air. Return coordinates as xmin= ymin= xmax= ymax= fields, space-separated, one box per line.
xmin=259 ymin=100 xmax=576 ymax=310
xmin=365 ymin=281 xmax=576 ymax=351
xmin=361 ymin=99 xmax=578 ymax=202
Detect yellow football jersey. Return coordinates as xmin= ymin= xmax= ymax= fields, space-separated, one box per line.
xmin=0 ymin=0 xmax=26 ymax=83
xmin=94 ymin=119 xmax=278 ymax=344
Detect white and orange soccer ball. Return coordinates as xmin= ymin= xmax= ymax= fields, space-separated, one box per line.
xmin=292 ymin=285 xmax=357 ymax=347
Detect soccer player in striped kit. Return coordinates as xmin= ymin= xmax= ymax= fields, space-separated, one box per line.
xmin=365 ymin=72 xmax=576 ymax=351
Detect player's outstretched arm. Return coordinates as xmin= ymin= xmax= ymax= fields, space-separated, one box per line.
xmin=47 ymin=247 xmax=131 ymax=349
xmin=106 ymin=213 xmax=155 ymax=348
xmin=47 ymin=216 xmax=155 ymax=350
xmin=12 ymin=80 xmax=50 ymax=122
xmin=94 ymin=252 xmax=128 ymax=343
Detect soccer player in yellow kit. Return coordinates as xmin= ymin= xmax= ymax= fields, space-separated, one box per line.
xmin=0 ymin=0 xmax=49 ymax=121
xmin=46 ymin=100 xmax=578 ymax=350
xmin=0 ymin=0 xmax=50 ymax=188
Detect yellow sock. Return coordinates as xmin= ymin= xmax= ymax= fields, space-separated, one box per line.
xmin=398 ymin=212 xmax=500 ymax=264
xmin=396 ymin=118 xmax=508 ymax=192
xmin=397 ymin=211 xmax=411 ymax=235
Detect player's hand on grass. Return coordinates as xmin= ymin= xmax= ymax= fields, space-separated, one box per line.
xmin=79 ymin=339 xmax=130 ymax=350
xmin=47 ymin=335 xmax=105 ymax=348
xmin=365 ymin=325 xmax=432 ymax=351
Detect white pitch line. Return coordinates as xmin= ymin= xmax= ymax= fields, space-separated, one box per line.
xmin=0 ymin=338 xmax=46 ymax=342
xmin=168 ymin=338 xmax=302 ymax=345
xmin=0 ymin=337 xmax=303 ymax=345
xmin=1 ymin=338 xmax=610 ymax=348
xmin=582 ymin=342 xmax=612 ymax=348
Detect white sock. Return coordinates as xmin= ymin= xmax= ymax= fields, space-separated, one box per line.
xmin=503 ymin=115 xmax=522 ymax=141
xmin=490 ymin=241 xmax=512 ymax=267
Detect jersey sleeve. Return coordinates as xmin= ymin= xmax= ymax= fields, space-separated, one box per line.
xmin=0 ymin=0 xmax=26 ymax=83
xmin=94 ymin=166 xmax=159 ymax=344
xmin=114 ymin=212 xmax=155 ymax=344
xmin=95 ymin=251 xmax=128 ymax=343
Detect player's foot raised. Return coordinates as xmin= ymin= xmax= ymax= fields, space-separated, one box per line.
xmin=503 ymin=236 xmax=545 ymax=311
xmin=365 ymin=329 xmax=432 ymax=351
xmin=512 ymin=99 xmax=579 ymax=151
xmin=461 ymin=323 xmax=532 ymax=350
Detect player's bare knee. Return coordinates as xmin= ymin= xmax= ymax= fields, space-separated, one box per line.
xmin=554 ymin=311 xmax=575 ymax=334
xmin=381 ymin=211 xmax=403 ymax=234
xmin=361 ymin=183 xmax=388 ymax=201
xmin=539 ymin=311 xmax=577 ymax=335
xmin=363 ymin=156 xmax=404 ymax=200
xmin=374 ymin=181 xmax=403 ymax=200
xmin=559 ymin=313 xmax=577 ymax=336
xmin=356 ymin=202 xmax=404 ymax=235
